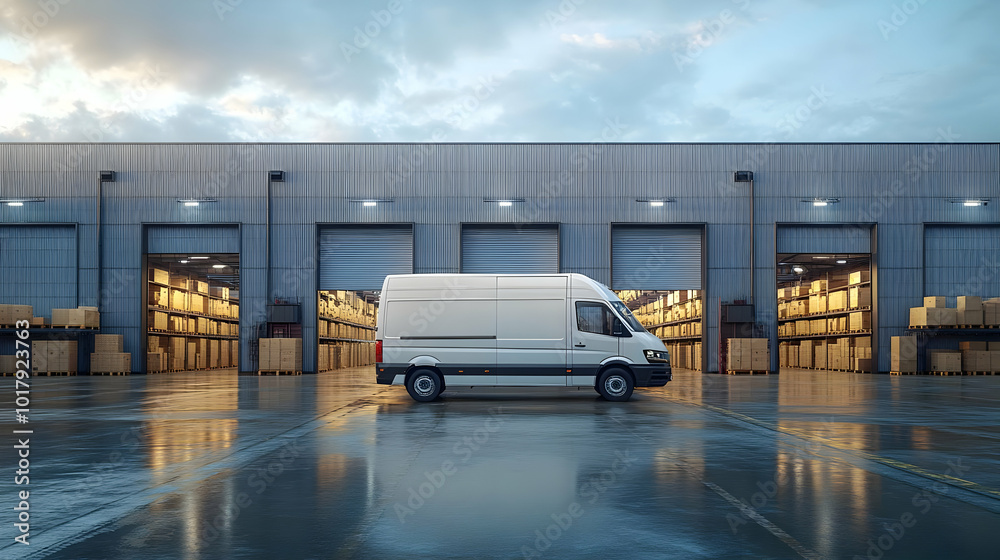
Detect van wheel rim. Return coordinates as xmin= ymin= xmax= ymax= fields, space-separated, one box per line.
xmin=414 ymin=375 xmax=435 ymax=396
xmin=605 ymin=376 xmax=626 ymax=396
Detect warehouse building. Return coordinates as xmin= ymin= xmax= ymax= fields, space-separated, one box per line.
xmin=0 ymin=142 xmax=998 ymax=375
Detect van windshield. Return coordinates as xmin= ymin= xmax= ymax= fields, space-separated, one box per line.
xmin=610 ymin=301 xmax=645 ymax=333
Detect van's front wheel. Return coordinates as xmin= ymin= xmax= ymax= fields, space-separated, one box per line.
xmin=406 ymin=368 xmax=443 ymax=402
xmin=597 ymin=368 xmax=634 ymax=402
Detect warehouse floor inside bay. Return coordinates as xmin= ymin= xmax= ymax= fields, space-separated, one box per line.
xmin=4 ymin=365 xmax=999 ymax=560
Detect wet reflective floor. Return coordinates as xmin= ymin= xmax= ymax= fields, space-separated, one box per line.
xmin=3 ymin=368 xmax=1000 ymax=559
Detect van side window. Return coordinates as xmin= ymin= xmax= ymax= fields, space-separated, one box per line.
xmin=576 ymin=302 xmax=615 ymax=335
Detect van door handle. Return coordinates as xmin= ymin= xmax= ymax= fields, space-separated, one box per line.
xmin=574 ymin=343 xmax=586 ymax=348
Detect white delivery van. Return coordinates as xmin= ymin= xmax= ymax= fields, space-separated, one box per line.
xmin=375 ymin=273 xmax=671 ymax=402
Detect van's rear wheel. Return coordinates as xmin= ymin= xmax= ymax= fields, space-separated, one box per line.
xmin=597 ymin=368 xmax=634 ymax=402
xmin=406 ymin=368 xmax=443 ymax=402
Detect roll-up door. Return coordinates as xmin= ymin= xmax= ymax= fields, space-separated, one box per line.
xmin=0 ymin=225 xmax=77 ymax=317
xmin=611 ymin=226 xmax=702 ymax=290
xmin=924 ymin=225 xmax=1000 ymax=298
xmin=776 ymin=225 xmax=871 ymax=254
xmin=318 ymin=226 xmax=413 ymax=290
xmin=146 ymin=225 xmax=240 ymax=254
xmin=461 ymin=225 xmax=559 ymax=274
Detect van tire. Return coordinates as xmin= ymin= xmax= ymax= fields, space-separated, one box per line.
xmin=597 ymin=368 xmax=634 ymax=402
xmin=406 ymin=368 xmax=443 ymax=402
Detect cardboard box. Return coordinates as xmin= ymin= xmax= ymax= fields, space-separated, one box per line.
xmin=828 ymin=290 xmax=848 ymax=311
xmin=909 ymin=307 xmax=957 ymax=327
xmin=51 ymin=307 xmax=99 ymax=328
xmin=849 ymin=271 xmax=870 ymax=285
xmin=90 ymin=352 xmax=131 ymax=373
xmin=0 ymin=355 xmax=17 ymax=374
xmin=195 ymin=281 xmax=209 ymax=294
xmin=151 ymin=268 xmax=170 ymax=285
xmin=187 ymin=342 xmax=197 ymax=370
xmin=891 ymin=336 xmax=918 ymax=360
xmin=990 ymin=341 xmax=1000 ymax=351
xmin=923 ymin=296 xmax=947 ymax=308
xmin=94 ymin=334 xmax=124 ymax=353
xmin=928 ymin=350 xmax=961 ymax=373
xmin=0 ymin=304 xmax=33 ymax=324
xmin=849 ymin=312 xmax=870 ymax=332
xmin=810 ymin=280 xmax=827 ymax=294
xmin=959 ymin=341 xmax=988 ymax=351
xmin=957 ymin=296 xmax=982 ymax=311
xmin=849 ymin=286 xmax=872 ymax=309
xmin=962 ymin=350 xmax=991 ymax=372
xmin=147 ymin=351 xmax=165 ymax=373
xmin=957 ymin=310 xmax=984 ymax=326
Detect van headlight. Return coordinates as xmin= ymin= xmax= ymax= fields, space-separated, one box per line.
xmin=644 ymin=349 xmax=669 ymax=364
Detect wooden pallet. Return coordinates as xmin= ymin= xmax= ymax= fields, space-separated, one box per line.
xmin=927 ymin=371 xmax=964 ymax=376
xmin=37 ymin=371 xmax=77 ymax=376
xmin=889 ymin=371 xmax=919 ymax=375
xmin=257 ymin=370 xmax=302 ymax=376
xmin=959 ymin=371 xmax=996 ymax=376
xmin=727 ymin=370 xmax=770 ymax=375
xmin=89 ymin=371 xmax=130 ymax=376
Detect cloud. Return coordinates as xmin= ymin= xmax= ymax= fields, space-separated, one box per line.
xmin=0 ymin=0 xmax=997 ymax=142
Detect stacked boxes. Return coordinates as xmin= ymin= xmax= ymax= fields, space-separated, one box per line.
xmin=258 ymin=338 xmax=303 ymax=372
xmin=726 ymin=338 xmax=769 ymax=371
xmin=147 ymin=352 xmax=165 ymax=373
xmin=186 ymin=342 xmax=197 ymax=370
xmin=909 ymin=307 xmax=957 ymax=327
xmin=986 ymin=298 xmax=1000 ymax=326
xmin=31 ymin=341 xmax=78 ymax=373
xmin=91 ymin=334 xmax=130 ymax=373
xmin=891 ymin=336 xmax=918 ymax=373
xmin=51 ymin=307 xmax=100 ymax=328
xmin=928 ymin=350 xmax=962 ymax=373
xmin=957 ymin=296 xmax=984 ymax=326
xmin=151 ymin=268 xmax=170 ymax=285
xmin=959 ymin=342 xmax=991 ymax=372
xmin=849 ymin=271 xmax=870 ymax=285
xmin=0 ymin=304 xmax=33 ymax=324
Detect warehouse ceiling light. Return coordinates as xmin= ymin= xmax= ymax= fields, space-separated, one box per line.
xmin=635 ymin=198 xmax=676 ymax=206
xmin=350 ymin=199 xmax=394 ymax=207
xmin=1 ymin=197 xmax=44 ymax=206
xmin=948 ymin=198 xmax=989 ymax=207
xmin=178 ymin=198 xmax=217 ymax=206
xmin=179 ymin=260 xmax=189 ymax=264
xmin=189 ymin=256 xmax=209 ymax=260
xmin=212 ymin=264 xmax=227 ymax=269
xmin=483 ymin=198 xmax=525 ymax=206
xmin=792 ymin=265 xmax=806 ymax=274
xmin=802 ymin=198 xmax=839 ymax=206
xmin=837 ymin=259 xmax=848 ymax=264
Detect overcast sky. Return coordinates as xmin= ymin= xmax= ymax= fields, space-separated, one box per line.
xmin=0 ymin=0 xmax=997 ymax=143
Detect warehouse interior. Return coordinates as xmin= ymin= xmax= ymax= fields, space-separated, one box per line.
xmin=145 ymin=254 xmax=240 ymax=373
xmin=777 ymin=254 xmax=873 ymax=373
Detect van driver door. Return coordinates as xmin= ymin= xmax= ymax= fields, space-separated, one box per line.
xmin=570 ymin=301 xmax=623 ymax=385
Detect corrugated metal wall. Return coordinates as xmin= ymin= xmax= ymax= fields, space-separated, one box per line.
xmin=0 ymin=225 xmax=77 ymax=317
xmin=924 ymin=226 xmax=1000 ymax=301
xmin=1 ymin=142 xmax=997 ymax=373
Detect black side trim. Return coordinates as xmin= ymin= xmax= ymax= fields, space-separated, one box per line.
xmin=399 ymin=335 xmax=497 ymax=340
